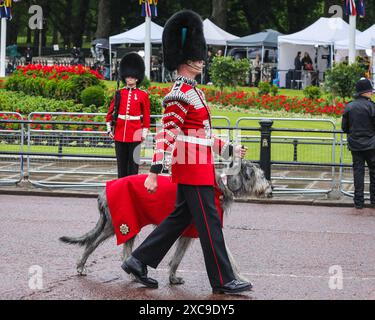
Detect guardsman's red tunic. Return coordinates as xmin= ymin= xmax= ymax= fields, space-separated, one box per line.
xmin=106 ymin=87 xmax=151 ymax=142
xmin=150 ymin=76 xmax=231 ymax=185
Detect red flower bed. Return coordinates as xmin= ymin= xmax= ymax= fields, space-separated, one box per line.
xmin=148 ymin=86 xmax=347 ymax=117
xmin=0 ymin=113 xmax=24 ymax=130
xmin=6 ymin=64 xmax=103 ymax=102
xmin=15 ymin=64 xmax=104 ymax=80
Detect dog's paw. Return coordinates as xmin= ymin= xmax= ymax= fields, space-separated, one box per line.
xmin=169 ymin=275 xmax=185 ymax=285
xmin=77 ymin=266 xmax=87 ymax=276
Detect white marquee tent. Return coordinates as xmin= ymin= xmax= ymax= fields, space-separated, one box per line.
xmin=108 ymin=21 xmax=163 ymax=80
xmin=335 ymin=24 xmax=375 ymax=50
xmin=278 ymin=17 xmax=361 ymax=87
xmin=109 ymin=21 xmax=164 ymax=45
xmin=109 ymin=19 xmax=238 ymax=47
xmin=203 ymin=19 xmax=239 ymax=46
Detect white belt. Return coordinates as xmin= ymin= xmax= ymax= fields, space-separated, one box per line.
xmin=118 ymin=115 xmax=141 ymax=121
xmin=176 ymin=135 xmax=214 ymax=147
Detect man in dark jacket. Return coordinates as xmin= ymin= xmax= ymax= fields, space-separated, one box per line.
xmin=342 ymin=78 xmax=375 ymax=209
xmin=293 ymin=51 xmax=302 ymax=87
xmin=294 ymin=51 xmax=302 ymax=71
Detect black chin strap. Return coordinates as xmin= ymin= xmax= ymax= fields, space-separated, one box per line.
xmin=116 ymin=76 xmax=120 ymax=90
xmin=186 ymin=62 xmax=203 ymax=72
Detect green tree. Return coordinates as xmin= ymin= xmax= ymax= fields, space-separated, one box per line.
xmin=9 ymin=1 xmax=375 ymax=50
xmin=211 ymin=0 xmax=227 ymax=29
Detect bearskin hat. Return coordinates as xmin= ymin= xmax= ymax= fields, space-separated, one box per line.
xmin=119 ymin=52 xmax=145 ymax=84
xmin=162 ymin=10 xmax=207 ymax=71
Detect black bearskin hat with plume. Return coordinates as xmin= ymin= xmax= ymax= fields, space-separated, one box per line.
xmin=162 ymin=10 xmax=207 ymax=71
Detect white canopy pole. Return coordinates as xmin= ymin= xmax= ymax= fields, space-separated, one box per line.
xmin=0 ymin=18 xmax=7 ymax=78
xmin=261 ymin=45 xmax=265 ymax=82
xmin=349 ymin=15 xmax=356 ymax=64
xmin=145 ymin=16 xmax=151 ymax=80
xmin=109 ymin=41 xmax=112 ymax=81
xmin=372 ymin=45 xmax=375 ymax=85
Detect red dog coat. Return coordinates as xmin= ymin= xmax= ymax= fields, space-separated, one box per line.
xmin=106 ymin=174 xmax=224 ymax=245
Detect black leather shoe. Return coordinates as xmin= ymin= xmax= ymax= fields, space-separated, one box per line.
xmin=355 ymin=204 xmax=364 ymax=209
xmin=121 ymin=256 xmax=158 ymax=289
xmin=212 ymin=280 xmax=253 ymax=294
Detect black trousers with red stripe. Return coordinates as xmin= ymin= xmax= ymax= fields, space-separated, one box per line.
xmin=132 ymin=184 xmax=235 ymax=288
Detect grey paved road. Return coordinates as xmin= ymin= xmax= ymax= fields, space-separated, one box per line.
xmin=1 ymin=195 xmax=375 ymax=300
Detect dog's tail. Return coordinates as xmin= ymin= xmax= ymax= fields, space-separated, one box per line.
xmin=59 ymin=191 xmax=108 ymax=246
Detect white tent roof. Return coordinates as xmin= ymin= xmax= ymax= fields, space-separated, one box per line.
xmin=203 ymin=19 xmax=239 ymax=45
xmin=335 ymin=24 xmax=375 ymax=50
xmin=109 ymin=21 xmax=163 ymax=45
xmin=109 ymin=19 xmax=238 ymax=46
xmin=278 ymin=17 xmax=360 ymax=46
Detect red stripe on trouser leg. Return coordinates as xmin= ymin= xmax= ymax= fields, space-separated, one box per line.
xmin=196 ymin=187 xmax=224 ymax=286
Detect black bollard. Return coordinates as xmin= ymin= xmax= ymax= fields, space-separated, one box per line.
xmin=293 ymin=139 xmax=298 ymax=162
xmin=259 ymin=119 xmax=273 ymax=181
xmin=58 ymin=133 xmax=63 ymax=158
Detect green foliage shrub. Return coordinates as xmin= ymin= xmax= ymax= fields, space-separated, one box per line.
xmin=303 ymin=85 xmax=322 ymax=100
xmin=81 ymin=86 xmax=106 ymax=109
xmin=324 ymin=62 xmax=365 ymax=98
xmin=139 ymin=76 xmax=151 ymax=89
xmin=258 ymin=82 xmax=271 ymax=96
xmin=209 ymin=56 xmax=250 ymax=90
xmin=270 ymin=84 xmax=279 ymax=96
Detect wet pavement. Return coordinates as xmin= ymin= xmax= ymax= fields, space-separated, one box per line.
xmin=1 ymin=194 xmax=375 ymax=300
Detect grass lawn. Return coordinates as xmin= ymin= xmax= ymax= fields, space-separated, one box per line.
xmin=0 ymin=143 xmax=157 ymax=158
xmin=0 ymin=138 xmax=351 ymax=165
xmin=211 ymin=107 xmax=340 ymax=129
xmin=210 ymin=107 xmax=350 ymax=164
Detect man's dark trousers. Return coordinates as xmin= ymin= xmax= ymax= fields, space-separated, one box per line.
xmin=114 ymin=141 xmax=141 ymax=178
xmin=132 ymin=184 xmax=235 ymax=288
xmin=351 ymin=149 xmax=375 ymax=206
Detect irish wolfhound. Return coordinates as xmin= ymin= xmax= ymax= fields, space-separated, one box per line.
xmin=60 ymin=160 xmax=272 ymax=285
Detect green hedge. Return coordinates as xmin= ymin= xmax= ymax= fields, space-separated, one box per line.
xmin=0 ymin=89 xmax=162 ymax=118
xmin=0 ymin=89 xmax=87 ymax=115
xmin=5 ymin=74 xmax=104 ymax=102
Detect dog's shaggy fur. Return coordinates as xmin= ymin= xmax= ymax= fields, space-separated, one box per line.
xmin=60 ymin=160 xmax=272 ymax=285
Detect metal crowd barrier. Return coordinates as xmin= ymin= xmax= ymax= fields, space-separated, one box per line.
xmin=0 ymin=112 xmax=359 ymax=197
xmin=26 ymin=112 xmax=114 ymax=188
xmin=0 ymin=113 xmax=231 ymax=189
xmin=0 ymin=112 xmax=25 ymax=185
xmin=235 ymin=117 xmax=338 ymax=195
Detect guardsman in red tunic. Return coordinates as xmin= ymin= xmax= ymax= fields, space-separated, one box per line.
xmin=122 ymin=10 xmax=252 ymax=294
xmin=106 ymin=52 xmax=151 ymax=178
